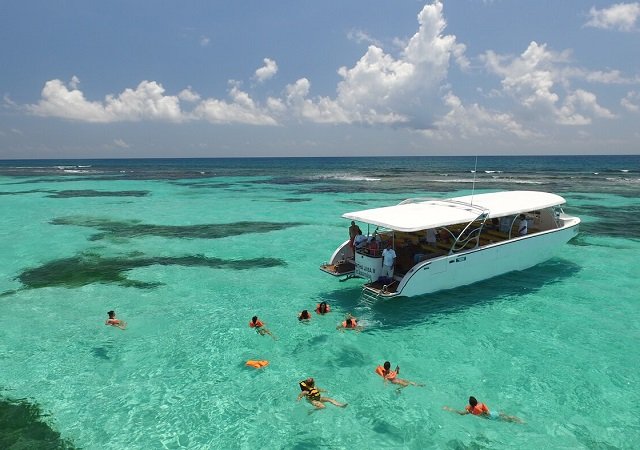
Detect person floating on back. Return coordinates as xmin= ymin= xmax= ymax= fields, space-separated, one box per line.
xmin=249 ymin=315 xmax=277 ymax=340
xmin=443 ymin=396 xmax=523 ymax=423
xmin=336 ymin=314 xmax=363 ymax=332
xmin=375 ymin=361 xmax=424 ymax=389
xmin=297 ymin=377 xmax=347 ymax=410
xmin=315 ymin=301 xmax=331 ymax=315
xmin=105 ymin=310 xmax=126 ymax=330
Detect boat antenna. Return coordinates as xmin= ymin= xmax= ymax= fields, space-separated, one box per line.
xmin=470 ymin=155 xmax=478 ymax=205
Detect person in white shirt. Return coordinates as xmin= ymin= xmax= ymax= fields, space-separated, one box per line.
xmin=518 ymin=214 xmax=528 ymax=236
xmin=381 ymin=243 xmax=397 ymax=283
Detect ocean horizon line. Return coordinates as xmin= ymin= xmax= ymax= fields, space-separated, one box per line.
xmin=1 ymin=153 xmax=638 ymax=163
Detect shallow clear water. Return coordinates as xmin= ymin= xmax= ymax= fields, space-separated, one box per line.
xmin=0 ymin=156 xmax=638 ymax=449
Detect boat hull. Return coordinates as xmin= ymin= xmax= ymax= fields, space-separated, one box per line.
xmin=390 ymin=220 xmax=580 ymax=297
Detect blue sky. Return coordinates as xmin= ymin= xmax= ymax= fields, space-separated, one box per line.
xmin=1 ymin=0 xmax=639 ymax=158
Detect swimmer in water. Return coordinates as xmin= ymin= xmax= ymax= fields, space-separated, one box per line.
xmin=249 ymin=316 xmax=277 ymax=340
xmin=298 ymin=309 xmax=312 ymax=322
xmin=315 ymin=302 xmax=330 ymax=315
xmin=336 ymin=314 xmax=363 ymax=332
xmin=297 ymin=377 xmax=347 ymax=410
xmin=443 ymin=396 xmax=523 ymax=423
xmin=377 ymin=361 xmax=424 ymax=389
xmin=105 ymin=310 xmax=126 ymax=330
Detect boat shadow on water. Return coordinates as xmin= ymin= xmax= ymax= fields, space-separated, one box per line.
xmin=320 ymin=258 xmax=581 ymax=330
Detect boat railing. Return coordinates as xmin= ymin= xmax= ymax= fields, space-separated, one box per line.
xmin=450 ymin=213 xmax=488 ymax=253
xmin=452 ymin=227 xmax=482 ymax=252
xmin=508 ymin=215 xmax=520 ymax=239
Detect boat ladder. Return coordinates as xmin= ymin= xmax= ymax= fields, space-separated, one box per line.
xmin=360 ymin=288 xmax=381 ymax=304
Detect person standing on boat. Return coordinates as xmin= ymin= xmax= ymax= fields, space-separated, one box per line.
xmin=426 ymin=229 xmax=437 ymax=246
xmin=518 ymin=214 xmax=528 ymax=236
xmin=348 ymin=221 xmax=362 ymax=252
xmin=381 ymin=243 xmax=397 ymax=283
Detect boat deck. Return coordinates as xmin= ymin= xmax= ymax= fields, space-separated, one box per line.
xmin=320 ymin=260 xmax=355 ymax=276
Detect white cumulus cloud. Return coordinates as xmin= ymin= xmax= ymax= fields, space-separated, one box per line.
xmin=103 ymin=81 xmax=184 ymax=122
xmin=585 ymin=2 xmax=640 ymax=31
xmin=193 ymin=84 xmax=278 ymax=125
xmin=27 ymin=79 xmax=114 ymax=122
xmin=254 ymin=58 xmax=278 ymax=83
xmin=424 ymin=92 xmax=534 ymax=139
xmin=621 ymin=90 xmax=640 ymax=111
xmin=557 ymin=89 xmax=615 ymax=125
xmin=179 ymin=87 xmax=201 ymax=102
xmin=26 ymin=78 xmax=279 ymax=126
xmin=285 ymin=1 xmax=467 ymax=129
xmin=27 ymin=78 xmax=184 ymax=123
xmin=482 ymin=41 xmax=614 ymax=126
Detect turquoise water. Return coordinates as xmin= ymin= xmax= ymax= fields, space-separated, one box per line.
xmin=0 ymin=156 xmax=638 ymax=449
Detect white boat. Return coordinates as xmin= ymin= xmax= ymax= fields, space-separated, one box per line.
xmin=320 ymin=190 xmax=580 ymax=298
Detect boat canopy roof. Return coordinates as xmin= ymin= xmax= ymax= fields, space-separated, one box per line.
xmin=342 ymin=190 xmax=566 ymax=232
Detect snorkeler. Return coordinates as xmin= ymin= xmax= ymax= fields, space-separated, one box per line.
xmin=297 ymin=377 xmax=347 ymax=410
xmin=375 ymin=361 xmax=424 ymax=389
xmin=249 ymin=316 xmax=277 ymax=340
xmin=336 ymin=313 xmax=363 ymax=332
xmin=443 ymin=396 xmax=523 ymax=423
xmin=105 ymin=310 xmax=126 ymax=330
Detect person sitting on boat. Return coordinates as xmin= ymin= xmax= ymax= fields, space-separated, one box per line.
xmin=367 ymin=235 xmax=380 ymax=256
xmin=298 ymin=309 xmax=312 ymax=322
xmin=297 ymin=377 xmax=347 ymax=410
xmin=105 ymin=310 xmax=126 ymax=330
xmin=375 ymin=361 xmax=423 ymax=389
xmin=348 ymin=221 xmax=362 ymax=251
xmin=443 ymin=396 xmax=523 ymax=423
xmin=315 ymin=302 xmax=331 ymax=315
xmin=336 ymin=314 xmax=363 ymax=332
xmin=518 ymin=214 xmax=528 ymax=236
xmin=354 ymin=232 xmax=368 ymax=251
xmin=249 ymin=315 xmax=277 ymax=340
xmin=381 ymin=243 xmax=397 ymax=283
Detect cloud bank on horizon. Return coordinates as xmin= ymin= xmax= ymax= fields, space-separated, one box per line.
xmin=1 ymin=1 xmax=640 ymax=157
